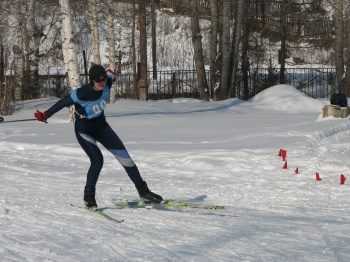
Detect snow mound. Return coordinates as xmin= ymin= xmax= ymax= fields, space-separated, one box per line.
xmin=249 ymin=84 xmax=326 ymax=113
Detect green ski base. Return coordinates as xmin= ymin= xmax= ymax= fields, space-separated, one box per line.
xmin=114 ymin=200 xmax=225 ymax=210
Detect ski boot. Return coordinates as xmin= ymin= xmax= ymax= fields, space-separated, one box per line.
xmin=84 ymin=187 xmax=97 ymax=209
xmin=136 ymin=181 xmax=163 ymax=204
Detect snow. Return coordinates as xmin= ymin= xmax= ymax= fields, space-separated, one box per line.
xmin=2 ymin=84 xmax=350 ymax=261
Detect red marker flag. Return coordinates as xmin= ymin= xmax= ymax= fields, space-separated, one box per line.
xmin=278 ymin=149 xmax=282 ymax=156
xmin=316 ymin=172 xmax=322 ymax=181
xmin=340 ymin=174 xmax=346 ymax=185
xmin=281 ymin=150 xmax=287 ymax=159
xmin=283 ymin=161 xmax=287 ymax=169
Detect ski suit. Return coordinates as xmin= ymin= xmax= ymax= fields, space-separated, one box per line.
xmin=45 ymin=75 xmax=144 ymax=189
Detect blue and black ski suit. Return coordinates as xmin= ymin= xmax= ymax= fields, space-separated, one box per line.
xmin=45 ymin=76 xmax=144 ymax=189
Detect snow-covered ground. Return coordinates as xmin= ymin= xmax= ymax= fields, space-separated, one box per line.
xmin=1 ymin=84 xmax=350 ymax=261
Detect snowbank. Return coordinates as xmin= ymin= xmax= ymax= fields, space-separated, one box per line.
xmin=249 ymin=84 xmax=326 ymax=113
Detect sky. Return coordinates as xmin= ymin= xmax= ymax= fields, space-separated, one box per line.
xmin=1 ymin=84 xmax=350 ymax=261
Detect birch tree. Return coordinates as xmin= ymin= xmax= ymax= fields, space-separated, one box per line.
xmin=59 ymin=0 xmax=80 ymax=122
xmin=212 ymin=0 xmax=224 ymax=101
xmin=228 ymin=0 xmax=244 ymax=98
xmin=190 ymin=0 xmax=209 ymax=100
xmin=11 ymin=0 xmax=24 ymax=102
xmin=88 ymin=0 xmax=101 ymax=65
xmin=209 ymin=0 xmax=220 ymax=100
xmin=107 ymin=0 xmax=116 ymax=103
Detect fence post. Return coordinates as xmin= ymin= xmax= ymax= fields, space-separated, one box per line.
xmin=172 ymin=72 xmax=176 ymax=97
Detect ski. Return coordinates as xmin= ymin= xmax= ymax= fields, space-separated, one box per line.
xmin=113 ymin=200 xmax=225 ymax=210
xmin=70 ymin=204 xmax=124 ymax=223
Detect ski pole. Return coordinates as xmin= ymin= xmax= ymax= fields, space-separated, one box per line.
xmin=0 ymin=117 xmax=47 ymax=124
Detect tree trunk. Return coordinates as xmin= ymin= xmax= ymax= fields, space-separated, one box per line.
xmin=11 ymin=0 xmax=24 ymax=102
xmin=59 ymin=0 xmax=80 ymax=122
xmin=209 ymin=0 xmax=220 ymax=100
xmin=151 ymin=0 xmax=157 ymax=79
xmin=279 ymin=0 xmax=288 ymax=84
xmin=138 ymin=1 xmax=148 ymax=101
xmin=220 ymin=0 xmax=231 ymax=99
xmin=343 ymin=10 xmax=350 ymax=96
xmin=0 ymin=39 xmax=4 ymax=100
xmin=25 ymin=0 xmax=40 ymax=99
xmin=132 ymin=0 xmax=138 ymax=98
xmin=214 ymin=0 xmax=223 ymax=101
xmin=241 ymin=0 xmax=250 ymax=100
xmin=107 ymin=0 xmax=116 ymax=103
xmin=228 ymin=0 xmax=244 ymax=98
xmin=323 ymin=105 xmax=349 ymax=118
xmin=88 ymin=0 xmax=101 ymax=65
xmin=334 ymin=0 xmax=345 ymax=93
xmin=190 ymin=0 xmax=209 ymax=100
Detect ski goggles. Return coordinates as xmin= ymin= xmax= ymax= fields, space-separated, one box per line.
xmin=94 ymin=76 xmax=107 ymax=83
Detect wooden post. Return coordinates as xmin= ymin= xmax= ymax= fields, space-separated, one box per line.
xmin=323 ymin=105 xmax=350 ymax=118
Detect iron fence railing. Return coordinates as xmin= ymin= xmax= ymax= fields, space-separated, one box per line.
xmin=114 ymin=67 xmax=336 ymax=100
xmin=12 ymin=67 xmax=335 ymax=101
xmin=2 ymin=67 xmax=334 ymax=116
xmin=234 ymin=67 xmax=336 ymax=100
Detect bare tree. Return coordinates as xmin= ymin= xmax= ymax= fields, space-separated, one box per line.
xmin=11 ymin=0 xmax=24 ymax=102
xmin=107 ymin=0 xmax=116 ymax=103
xmin=59 ymin=0 xmax=80 ymax=122
xmin=190 ymin=0 xmax=209 ymax=100
xmin=343 ymin=0 xmax=350 ymax=96
xmin=228 ymin=0 xmax=244 ymax=99
xmin=25 ymin=0 xmax=41 ymax=99
xmin=220 ymin=0 xmax=231 ymax=99
xmin=209 ymin=0 xmax=220 ymax=100
xmin=138 ymin=0 xmax=148 ymax=101
xmin=241 ymin=0 xmax=251 ymax=100
xmin=132 ymin=0 xmax=138 ymax=98
xmin=333 ymin=0 xmax=345 ymax=93
xmin=88 ymin=0 xmax=101 ymax=64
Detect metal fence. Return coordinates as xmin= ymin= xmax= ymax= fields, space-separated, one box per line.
xmin=115 ymin=70 xmax=202 ymax=100
xmin=11 ymin=67 xmax=334 ymax=102
xmin=236 ymin=67 xmax=336 ymax=100
xmin=114 ymin=67 xmax=336 ymax=100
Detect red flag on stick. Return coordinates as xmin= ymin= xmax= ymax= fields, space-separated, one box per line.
xmin=283 ymin=161 xmax=287 ymax=169
xmin=316 ymin=172 xmax=322 ymax=181
xmin=281 ymin=150 xmax=287 ymax=161
xmin=281 ymin=150 xmax=287 ymax=159
xmin=295 ymin=168 xmax=299 ymax=174
xmin=340 ymin=174 xmax=346 ymax=185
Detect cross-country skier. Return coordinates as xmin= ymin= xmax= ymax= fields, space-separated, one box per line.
xmin=34 ymin=64 xmax=163 ymax=208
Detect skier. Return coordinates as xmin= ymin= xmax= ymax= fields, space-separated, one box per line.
xmin=34 ymin=64 xmax=163 ymax=208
